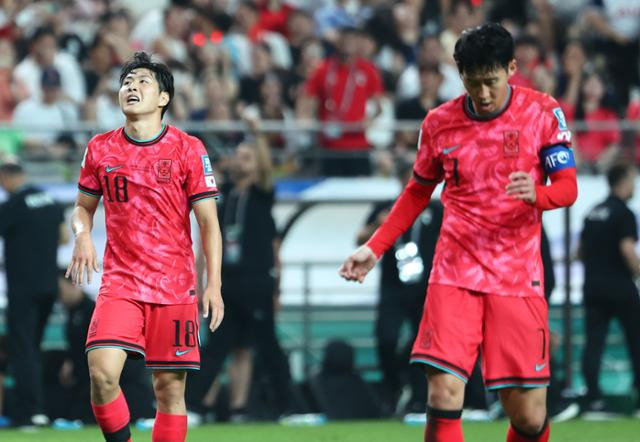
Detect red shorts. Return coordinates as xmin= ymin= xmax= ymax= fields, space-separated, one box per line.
xmin=86 ymin=296 xmax=201 ymax=370
xmin=410 ymin=284 xmax=550 ymax=390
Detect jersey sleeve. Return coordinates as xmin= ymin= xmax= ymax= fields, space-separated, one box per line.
xmin=540 ymin=96 xmax=573 ymax=149
xmin=185 ymin=138 xmax=219 ymax=205
xmin=413 ymin=116 xmax=444 ymax=183
xmin=78 ymin=140 xmax=102 ymax=198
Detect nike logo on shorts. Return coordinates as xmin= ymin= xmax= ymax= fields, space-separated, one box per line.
xmin=535 ymin=363 xmax=546 ymax=372
xmin=175 ymin=349 xmax=192 ymax=356
xmin=105 ymin=165 xmax=123 ymax=173
xmin=443 ymin=144 xmax=461 ymax=155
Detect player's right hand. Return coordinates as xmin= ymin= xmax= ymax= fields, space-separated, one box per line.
xmin=339 ymin=245 xmax=378 ymax=283
xmin=65 ymin=232 xmax=99 ymax=285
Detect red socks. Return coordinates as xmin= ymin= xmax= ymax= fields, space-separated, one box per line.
xmin=507 ymin=418 xmax=550 ymax=442
xmin=425 ymin=407 xmax=464 ymax=442
xmin=91 ymin=390 xmax=131 ymax=442
xmin=152 ymin=411 xmax=187 ymax=442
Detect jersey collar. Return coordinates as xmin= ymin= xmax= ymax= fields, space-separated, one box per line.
xmin=123 ymin=124 xmax=169 ymax=146
xmin=463 ymin=86 xmax=513 ymax=122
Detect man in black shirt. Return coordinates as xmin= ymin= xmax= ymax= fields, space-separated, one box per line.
xmin=357 ymin=161 xmax=442 ymax=415
xmin=579 ymin=163 xmax=640 ymax=417
xmin=0 ymin=161 xmax=66 ymax=427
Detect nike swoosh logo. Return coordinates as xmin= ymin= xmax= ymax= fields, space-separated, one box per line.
xmin=443 ymin=144 xmax=460 ymax=155
xmin=175 ymin=349 xmax=192 ymax=357
xmin=105 ymin=165 xmax=123 ymax=173
xmin=535 ymin=363 xmax=546 ymax=372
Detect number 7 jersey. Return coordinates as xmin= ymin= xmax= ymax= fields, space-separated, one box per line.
xmin=78 ymin=125 xmax=218 ymax=304
xmin=414 ymin=86 xmax=572 ymax=298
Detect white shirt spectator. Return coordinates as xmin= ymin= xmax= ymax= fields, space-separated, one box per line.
xmin=12 ymin=98 xmax=79 ymax=144
xmin=13 ymin=53 xmax=86 ymax=104
xmin=396 ymin=63 xmax=464 ymax=102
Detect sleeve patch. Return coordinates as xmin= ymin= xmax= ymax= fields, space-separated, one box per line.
xmin=541 ymin=145 xmax=575 ymax=174
xmin=205 ymin=175 xmax=217 ymax=188
xmin=552 ymin=107 xmax=568 ymax=131
xmin=201 ymin=154 xmax=213 ymax=175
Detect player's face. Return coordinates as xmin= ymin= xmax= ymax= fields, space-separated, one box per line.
xmin=119 ymin=68 xmax=169 ymax=118
xmin=461 ymin=60 xmax=516 ymax=116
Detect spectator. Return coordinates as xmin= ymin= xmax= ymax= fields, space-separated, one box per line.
xmin=84 ymin=72 xmax=125 ymax=130
xmin=561 ymin=70 xmax=621 ymax=172
xmin=555 ymin=40 xmax=588 ymax=107
xmin=357 ymin=160 xmax=443 ymax=416
xmin=583 ymin=0 xmax=640 ymax=109
xmin=13 ymin=26 xmax=86 ymax=105
xmin=297 ymin=26 xmax=385 ymax=176
xmin=83 ymin=35 xmax=117 ymax=98
xmin=286 ymin=9 xmax=315 ymax=66
xmin=96 ymin=9 xmax=136 ymax=64
xmin=510 ymin=34 xmax=546 ymax=90
xmin=627 ymin=90 xmax=640 ymax=164
xmin=0 ymin=37 xmax=25 ymax=121
xmin=396 ymin=34 xmax=464 ymax=102
xmin=283 ymin=37 xmax=324 ymax=107
xmin=0 ymin=161 xmax=66 ymax=428
xmin=396 ymin=63 xmax=444 ymax=121
xmin=150 ymin=4 xmax=191 ymax=64
xmin=12 ymin=66 xmax=80 ymax=158
xmin=130 ymin=0 xmax=190 ymax=52
xmin=579 ymin=163 xmax=640 ymax=419
xmin=258 ymin=0 xmax=297 ymax=38
xmin=314 ymin=0 xmax=362 ymax=46
xmin=239 ymin=42 xmax=276 ymax=106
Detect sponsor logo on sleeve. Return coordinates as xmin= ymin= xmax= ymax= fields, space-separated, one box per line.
xmin=552 ymin=107 xmax=568 ymax=131
xmin=201 ymin=155 xmax=213 ymax=175
xmin=557 ymin=131 xmax=572 ymax=143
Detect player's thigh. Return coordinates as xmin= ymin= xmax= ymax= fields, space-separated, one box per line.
xmin=144 ymin=302 xmax=201 ymax=370
xmin=410 ymin=284 xmax=483 ymax=383
xmin=86 ymin=296 xmax=146 ymax=358
xmin=482 ymin=295 xmax=550 ymax=390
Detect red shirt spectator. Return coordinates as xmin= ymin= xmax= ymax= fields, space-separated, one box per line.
xmin=258 ymin=0 xmax=296 ymax=37
xmin=304 ymin=56 xmax=384 ymax=150
xmin=627 ymin=99 xmax=640 ymax=162
xmin=561 ymin=101 xmax=620 ymax=164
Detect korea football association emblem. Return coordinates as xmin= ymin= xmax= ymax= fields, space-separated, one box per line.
xmin=156 ymin=159 xmax=172 ymax=183
xmin=503 ymin=130 xmax=519 ymax=157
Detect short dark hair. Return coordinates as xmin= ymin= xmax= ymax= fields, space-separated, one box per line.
xmin=0 ymin=162 xmax=24 ymax=176
xmin=453 ymin=22 xmax=514 ymax=75
xmin=119 ymin=51 xmax=174 ymax=118
xmin=607 ymin=163 xmax=635 ymax=188
xmin=30 ymin=26 xmax=56 ymax=46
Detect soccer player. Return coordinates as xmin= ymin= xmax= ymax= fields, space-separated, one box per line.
xmin=340 ymin=23 xmax=577 ymax=442
xmin=65 ymin=52 xmax=223 ymax=442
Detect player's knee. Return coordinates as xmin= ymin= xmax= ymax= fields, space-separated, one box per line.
xmin=153 ymin=374 xmax=186 ymax=405
xmin=88 ymin=364 xmax=119 ymax=393
xmin=510 ymin=404 xmax=547 ymax=434
xmin=426 ymin=375 xmax=464 ymax=408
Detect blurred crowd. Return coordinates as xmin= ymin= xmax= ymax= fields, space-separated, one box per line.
xmin=0 ymin=0 xmax=639 ymax=175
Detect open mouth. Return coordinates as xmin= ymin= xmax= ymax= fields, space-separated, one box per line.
xmin=126 ymin=95 xmax=140 ymax=104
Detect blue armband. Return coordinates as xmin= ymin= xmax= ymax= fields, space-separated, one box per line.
xmin=541 ymin=145 xmax=575 ymax=174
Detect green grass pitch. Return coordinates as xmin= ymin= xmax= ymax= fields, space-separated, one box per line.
xmin=0 ymin=419 xmax=638 ymax=441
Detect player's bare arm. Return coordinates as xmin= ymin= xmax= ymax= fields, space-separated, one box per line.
xmin=193 ymin=198 xmax=224 ymax=332
xmin=340 ymin=178 xmax=435 ymax=283
xmin=66 ymin=192 xmax=100 ymax=285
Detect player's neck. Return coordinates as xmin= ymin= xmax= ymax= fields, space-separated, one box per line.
xmin=124 ymin=119 xmax=165 ymax=142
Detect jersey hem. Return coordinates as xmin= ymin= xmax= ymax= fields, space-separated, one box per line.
xmin=428 ymin=280 xmax=544 ymax=298
xmin=410 ymin=353 xmax=470 ymax=380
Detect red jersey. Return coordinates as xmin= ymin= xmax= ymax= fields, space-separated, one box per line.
xmin=78 ymin=125 xmax=218 ymax=305
xmin=304 ymin=56 xmax=384 ymax=150
xmin=414 ymin=86 xmax=572 ymax=297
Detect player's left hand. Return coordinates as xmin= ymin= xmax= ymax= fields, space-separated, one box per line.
xmin=506 ymin=171 xmax=536 ymax=204
xmin=202 ymin=286 xmax=224 ymax=332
